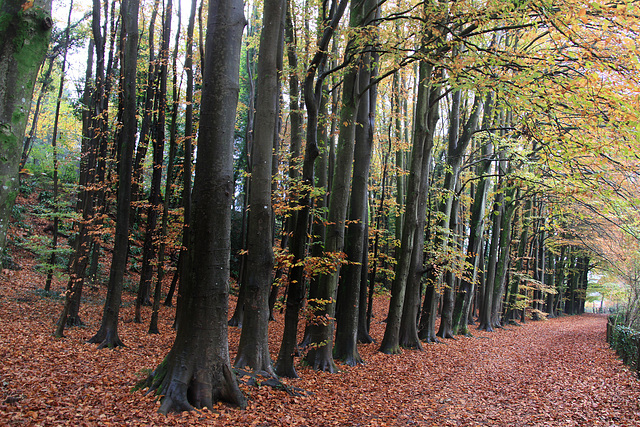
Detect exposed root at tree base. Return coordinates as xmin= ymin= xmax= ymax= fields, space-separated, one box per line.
xmin=88 ymin=329 xmax=125 ymax=349
xmin=235 ymin=368 xmax=308 ymax=397
xmin=145 ymin=355 xmax=247 ymax=414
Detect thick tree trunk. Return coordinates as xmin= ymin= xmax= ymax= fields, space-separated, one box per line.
xmin=146 ymin=0 xmax=247 ymax=412
xmin=0 ymin=0 xmax=52 ymax=253
xmin=304 ymin=25 xmax=359 ymax=370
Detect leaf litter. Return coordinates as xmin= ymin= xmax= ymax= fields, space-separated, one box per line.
xmin=1 ymin=246 xmax=639 ymax=426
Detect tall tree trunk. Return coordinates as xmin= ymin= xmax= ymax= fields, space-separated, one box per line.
xmin=133 ymin=0 xmax=161 ymax=319
xmin=0 ymin=0 xmax=52 ymax=253
xmin=54 ymin=15 xmax=99 ymax=336
xmin=44 ymin=0 xmax=73 ymax=291
xmin=489 ymin=186 xmax=518 ymax=328
xmin=365 ymin=139 xmax=390 ymax=340
xmin=234 ymin=0 xmax=284 ymax=375
xmin=304 ymin=0 xmax=370 ymax=370
xmin=451 ymin=94 xmax=494 ymax=335
xmin=228 ymin=0 xmax=260 ymax=327
xmin=149 ymin=0 xmax=181 ymax=335
xmin=397 ymin=77 xmax=439 ymax=350
xmin=145 ymin=0 xmax=247 ymax=411
xmin=477 ymin=187 xmax=503 ymax=331
xmin=379 ymin=62 xmax=433 ymax=354
xmin=87 ymin=0 xmax=139 ymax=349
xmin=437 ymin=91 xmax=483 ymax=339
xmin=135 ymin=0 xmax=172 ymax=324
xmin=164 ymin=0 xmax=197 ymax=308
xmin=334 ymin=9 xmax=379 ymax=365
xmin=131 ymin=0 xmax=159 ymax=222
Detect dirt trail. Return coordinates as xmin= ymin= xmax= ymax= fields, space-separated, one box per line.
xmin=0 ymin=268 xmax=638 ymax=426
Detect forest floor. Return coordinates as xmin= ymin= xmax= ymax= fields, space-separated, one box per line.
xmin=1 ymin=263 xmax=639 ymax=427
xmin=1 ymin=192 xmax=640 ymax=426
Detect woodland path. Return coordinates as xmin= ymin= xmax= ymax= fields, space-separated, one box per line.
xmin=0 ymin=264 xmax=639 ymax=426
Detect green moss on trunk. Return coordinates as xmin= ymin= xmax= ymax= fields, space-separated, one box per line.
xmin=0 ymin=0 xmax=52 ymax=253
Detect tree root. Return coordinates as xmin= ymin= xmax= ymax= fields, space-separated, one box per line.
xmin=143 ymin=355 xmax=247 ymax=413
xmin=87 ymin=329 xmax=125 ymax=349
xmin=235 ymin=368 xmax=307 ymax=397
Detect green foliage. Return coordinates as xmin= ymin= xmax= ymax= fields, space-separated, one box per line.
xmin=608 ymin=322 xmax=640 ymax=369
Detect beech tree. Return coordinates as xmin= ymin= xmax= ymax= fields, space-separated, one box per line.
xmin=0 ymin=0 xmax=52 ymax=254
xmin=88 ymin=0 xmax=139 ymax=349
xmin=144 ymin=0 xmax=247 ymax=412
xmin=234 ymin=0 xmax=284 ymax=375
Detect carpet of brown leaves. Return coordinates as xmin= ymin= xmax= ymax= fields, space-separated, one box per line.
xmin=1 ymin=248 xmax=639 ymax=426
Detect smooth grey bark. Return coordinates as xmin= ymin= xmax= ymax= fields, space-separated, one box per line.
xmin=87 ymin=0 xmax=139 ymax=349
xmin=145 ymin=0 xmax=247 ymax=412
xmin=334 ymin=8 xmax=379 ymax=365
xmin=437 ymin=91 xmax=483 ymax=339
xmin=305 ymin=0 xmax=375 ymax=371
xmin=379 ymin=62 xmax=433 ymax=355
xmin=234 ymin=0 xmax=284 ymax=375
xmin=397 ymin=77 xmax=439 ymax=350
xmin=0 ymin=0 xmax=52 ymax=254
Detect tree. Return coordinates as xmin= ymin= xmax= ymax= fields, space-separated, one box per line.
xmin=234 ymin=0 xmax=284 ymax=375
xmin=274 ymin=0 xmax=348 ymax=378
xmin=0 ymin=0 xmax=52 ymax=255
xmin=144 ymin=0 xmax=247 ymax=412
xmin=333 ymin=0 xmax=379 ymax=366
xmin=88 ymin=0 xmax=139 ymax=349
xmin=304 ymin=0 xmax=375 ymax=373
xmin=379 ymin=61 xmax=434 ymax=354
